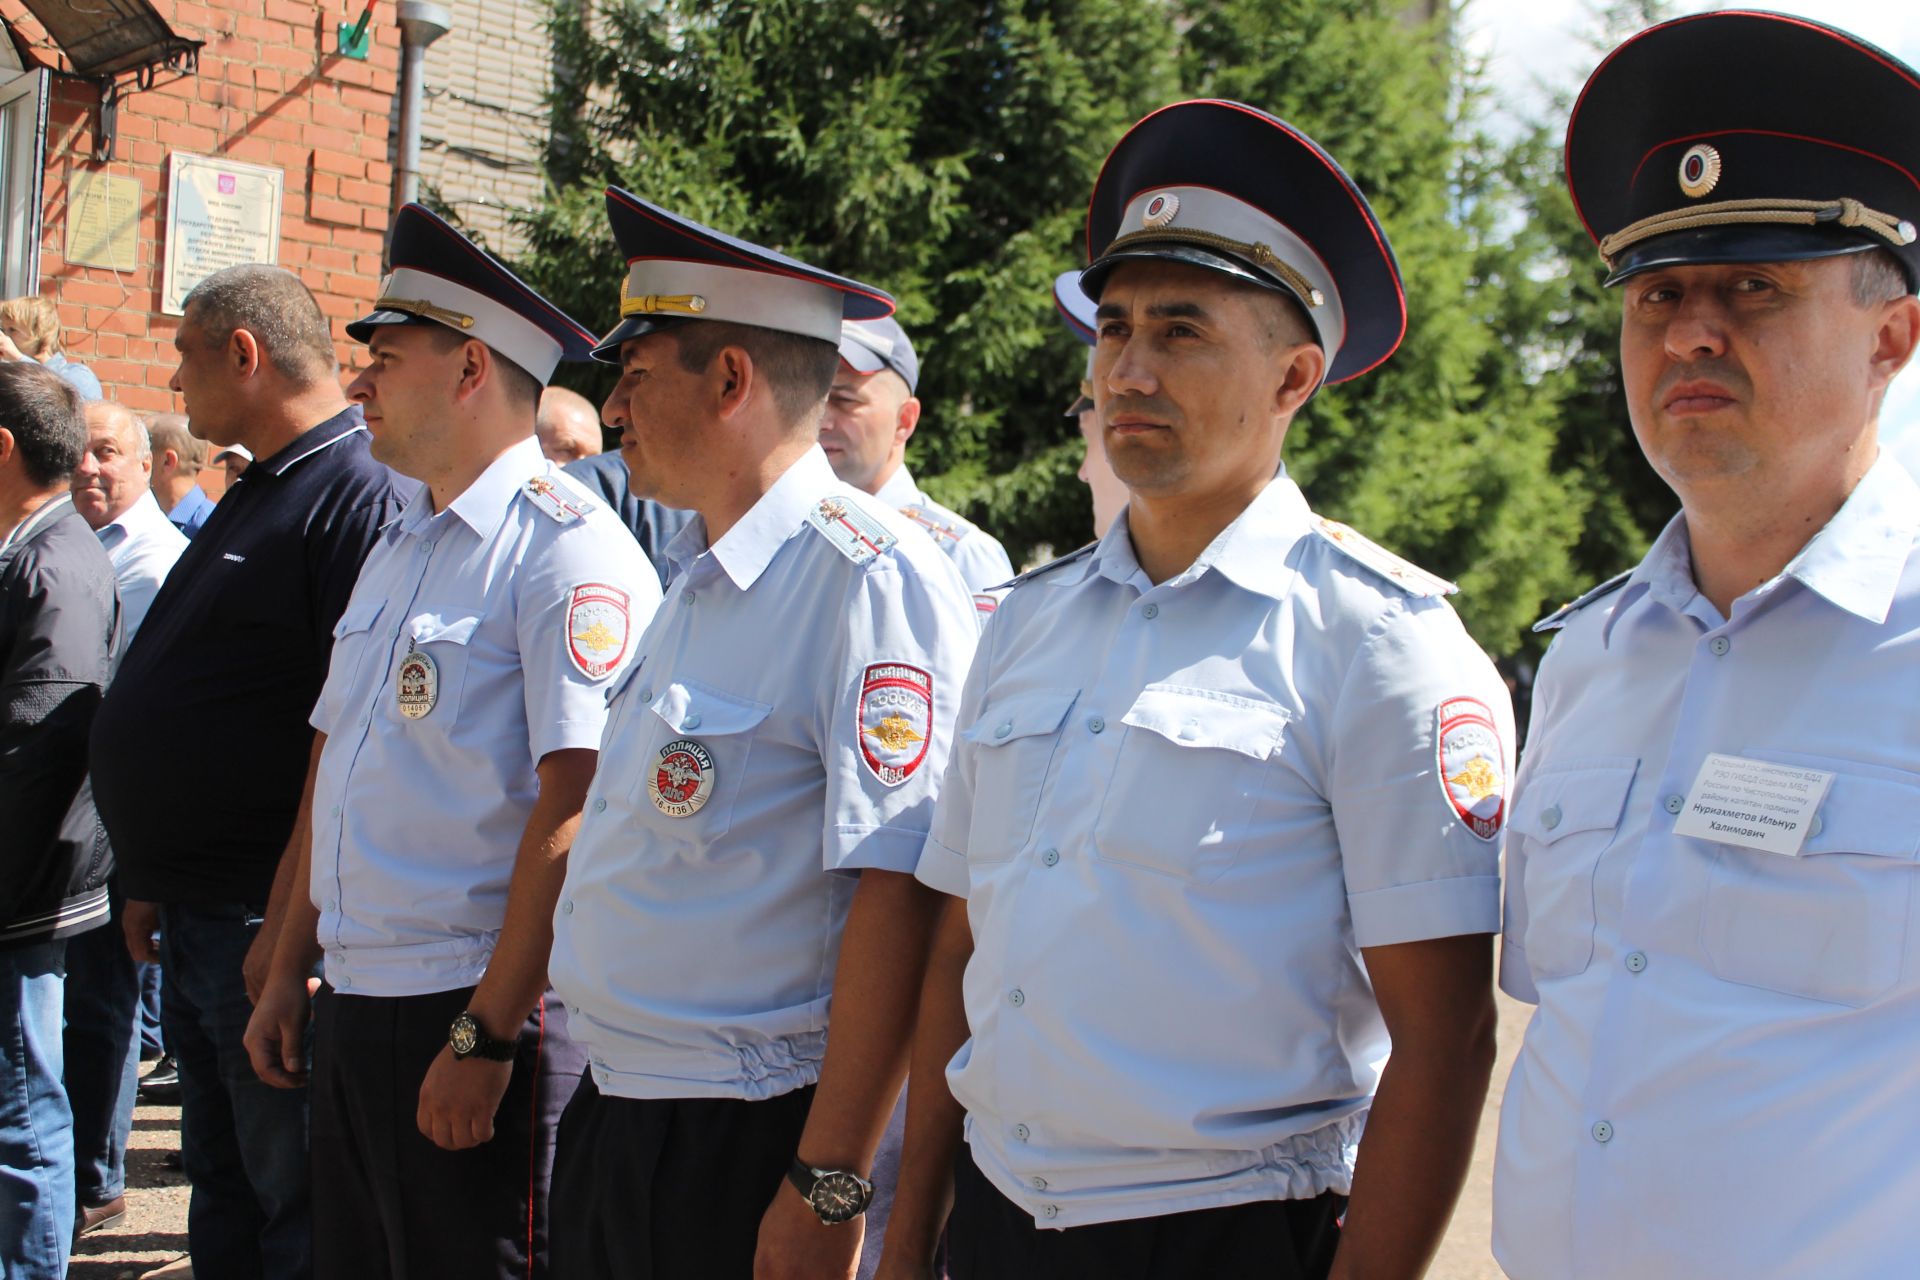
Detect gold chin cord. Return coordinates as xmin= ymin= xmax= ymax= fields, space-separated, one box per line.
xmin=1599 ymin=197 xmax=1920 ymax=264
xmin=371 ymin=296 xmax=475 ymax=329
xmin=618 ymin=281 xmax=708 ymax=317
xmin=1103 ymin=227 xmax=1327 ymax=308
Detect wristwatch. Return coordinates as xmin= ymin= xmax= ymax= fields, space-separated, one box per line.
xmin=447 ymin=1010 xmax=516 ymax=1062
xmin=787 ymin=1158 xmax=873 ymax=1225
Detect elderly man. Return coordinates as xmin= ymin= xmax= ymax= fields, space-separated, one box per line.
xmin=146 ymin=413 xmax=214 ymax=538
xmin=552 ymin=383 xmax=694 ymax=585
xmin=879 ymin=102 xmax=1511 ymax=1280
xmin=543 ymin=187 xmax=978 ymax=1279
xmin=88 ymin=264 xmax=409 ymax=1280
xmin=0 ymin=362 xmax=117 ymax=1278
xmin=245 ymin=205 xmax=657 ymax=1280
xmin=822 ymin=318 xmax=1014 ymax=593
xmin=64 ymin=399 xmax=189 ymax=1237
xmin=534 ymin=384 xmax=602 ymax=463
xmin=1492 ymin=15 xmax=1920 ymax=1280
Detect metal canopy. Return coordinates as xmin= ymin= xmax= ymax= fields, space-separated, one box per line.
xmin=14 ymin=0 xmax=200 ymax=81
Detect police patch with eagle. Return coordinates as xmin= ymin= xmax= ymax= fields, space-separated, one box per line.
xmin=858 ymin=663 xmax=934 ymax=787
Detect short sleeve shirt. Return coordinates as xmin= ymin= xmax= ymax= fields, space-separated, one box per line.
xmin=1493 ymin=455 xmax=1920 ymax=1280
xmin=876 ymin=468 xmax=1016 ymax=592
xmin=308 ymin=436 xmax=658 ymax=998
xmin=918 ymin=473 xmax=1510 ymax=1228
xmin=549 ymin=445 xmax=979 ymax=1101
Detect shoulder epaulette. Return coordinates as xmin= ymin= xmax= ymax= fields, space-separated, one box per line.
xmin=1533 ymin=570 xmax=1633 ymax=633
xmin=522 ymin=474 xmax=594 ymax=524
xmin=807 ymin=495 xmax=899 ymax=566
xmin=988 ymin=541 xmax=1097 ymax=593
xmin=1311 ymin=516 xmax=1456 ymax=598
xmin=899 ymin=503 xmax=965 ymax=545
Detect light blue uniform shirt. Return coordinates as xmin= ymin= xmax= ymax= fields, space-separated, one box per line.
xmin=96 ymin=490 xmax=187 ymax=647
xmin=876 ymin=467 xmax=1015 ymax=593
xmin=309 ymin=436 xmax=658 ymax=997
xmin=550 ymin=445 xmax=978 ymax=1101
xmin=917 ymin=472 xmax=1511 ymax=1229
xmin=1494 ymin=454 xmax=1920 ymax=1280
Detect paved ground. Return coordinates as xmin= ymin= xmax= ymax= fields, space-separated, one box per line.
xmin=77 ymin=997 xmax=1530 ymax=1279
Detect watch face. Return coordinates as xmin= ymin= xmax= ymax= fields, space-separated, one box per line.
xmin=808 ymin=1171 xmax=869 ymax=1225
xmin=450 ymin=1014 xmax=478 ymax=1056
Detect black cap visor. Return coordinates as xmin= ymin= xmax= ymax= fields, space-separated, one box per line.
xmin=1605 ymin=225 xmax=1887 ymax=287
xmin=590 ymin=313 xmax=693 ymax=364
xmin=344 ymin=310 xmax=445 ymax=345
xmin=1080 ymin=242 xmax=1299 ymax=308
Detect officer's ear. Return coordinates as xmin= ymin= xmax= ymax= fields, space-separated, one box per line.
xmin=453 ymin=337 xmax=490 ymax=405
xmin=1272 ymin=342 xmax=1325 ymax=422
xmin=0 ymin=426 xmax=14 ymax=471
xmin=894 ymin=394 xmax=921 ymax=448
xmin=226 ymin=328 xmax=265 ymax=381
xmin=712 ymin=345 xmax=754 ymax=420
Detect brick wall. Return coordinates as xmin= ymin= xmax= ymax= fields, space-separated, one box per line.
xmin=411 ymin=0 xmax=553 ymax=257
xmin=0 ymin=0 xmax=401 ymax=410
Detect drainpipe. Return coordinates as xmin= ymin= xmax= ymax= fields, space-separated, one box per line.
xmin=394 ymin=2 xmax=452 ymax=212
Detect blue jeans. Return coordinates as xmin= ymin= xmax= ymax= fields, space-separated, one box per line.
xmin=63 ymin=905 xmax=140 ymax=1205
xmin=138 ymin=961 xmax=164 ymax=1058
xmin=0 ymin=937 xmax=75 ymax=1280
xmin=161 ymin=903 xmax=311 ymax=1280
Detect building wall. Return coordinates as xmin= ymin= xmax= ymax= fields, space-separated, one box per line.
xmin=411 ymin=0 xmax=552 ymax=257
xmin=0 ymin=0 xmax=401 ymax=410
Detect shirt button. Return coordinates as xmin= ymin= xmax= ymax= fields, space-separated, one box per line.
xmin=1591 ymin=1120 xmax=1613 ymax=1144
xmin=388 ymin=624 xmax=400 ymax=639
xmin=1087 ymin=715 xmax=1105 ymax=734
xmin=682 ymin=590 xmax=695 ymax=606
xmin=1540 ymin=804 xmax=1562 ymax=831
xmin=339 ymin=976 xmax=351 ymax=988
xmin=684 ymin=713 xmax=702 ymax=730
xmin=1142 ymin=603 xmax=1159 ymax=619
xmin=1042 ymin=1205 xmax=1058 ymax=1220
xmin=640 ymin=689 xmax=653 ymax=703
xmin=1041 ymin=849 xmax=1059 ymax=867
xmin=1709 ymin=635 xmax=1731 ymax=656
xmin=593 ymin=798 xmax=606 ymax=813
xmin=994 ymin=722 xmax=1012 ymax=739
xmin=325 ymin=899 xmax=337 ymax=912
xmin=1665 ymin=794 xmax=1684 ymax=815
xmin=1624 ymin=951 xmax=1648 ymax=974
xmin=1008 ymin=988 xmax=1025 ymax=1007
xmin=562 ymin=900 xmax=574 ymax=915
xmin=1809 ymin=813 xmax=1824 ymax=839
xmin=330 ymin=805 xmax=340 ymax=818
xmin=1030 ymin=1176 xmax=1048 ymax=1191
xmin=1013 ymin=1124 xmax=1030 ymax=1141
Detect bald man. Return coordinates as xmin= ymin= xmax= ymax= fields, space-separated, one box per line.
xmin=535 ymin=385 xmax=602 ymax=464
xmin=146 ymin=412 xmax=215 ymax=539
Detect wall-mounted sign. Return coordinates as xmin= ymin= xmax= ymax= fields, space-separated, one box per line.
xmin=160 ymin=154 xmax=283 ymax=316
xmin=65 ymin=171 xmax=140 ymax=272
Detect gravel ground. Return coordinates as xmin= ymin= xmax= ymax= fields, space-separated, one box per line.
xmin=72 ymin=997 xmax=1530 ymax=1280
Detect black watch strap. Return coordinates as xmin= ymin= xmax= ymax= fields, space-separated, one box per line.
xmin=787 ymin=1158 xmax=873 ymax=1224
xmin=449 ymin=1010 xmax=516 ymax=1062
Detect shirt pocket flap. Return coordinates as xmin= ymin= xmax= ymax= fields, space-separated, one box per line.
xmin=1511 ymin=757 xmax=1639 ymax=843
xmin=1120 ymin=684 xmax=1291 ymax=760
xmin=1745 ymin=753 xmax=1920 ymax=860
xmin=649 ymin=679 xmax=772 ymax=737
xmin=964 ymin=687 xmax=1079 ymax=747
xmin=331 ymin=598 xmax=384 ymax=640
xmin=409 ymin=612 xmax=482 ymax=646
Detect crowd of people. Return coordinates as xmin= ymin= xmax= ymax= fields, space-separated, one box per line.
xmin=1 ymin=11 xmax=1917 ymax=1280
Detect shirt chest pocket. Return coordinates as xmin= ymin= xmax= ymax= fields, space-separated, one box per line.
xmin=1699 ymin=758 xmax=1920 ymax=1008
xmin=319 ymin=598 xmax=386 ymax=726
xmin=960 ymin=687 xmax=1078 ymax=862
xmin=629 ymin=680 xmax=772 ymax=844
xmin=1510 ymin=758 xmax=1639 ymax=981
xmin=1091 ymin=686 xmax=1291 ymax=884
xmin=393 ymin=611 xmax=483 ymax=725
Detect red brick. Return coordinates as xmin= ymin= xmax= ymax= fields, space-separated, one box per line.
xmin=311 ymin=148 xmax=360 ymax=178
xmin=269 ymin=142 xmax=312 ymax=171
xmin=59 ymin=280 xmax=124 ymax=307
xmin=171 ymin=124 xmax=219 ymax=151
xmin=339 ymin=178 xmax=384 ymax=207
xmin=340 ymin=86 xmax=386 ymax=115
xmin=308 ymin=195 xmax=356 ymax=224
xmin=305 ymin=244 xmax=353 ymax=271
xmin=326 ymin=57 xmax=376 ymax=89
xmin=263 ymin=45 xmax=313 ymax=74
xmin=364 ymin=160 xmax=392 ymax=186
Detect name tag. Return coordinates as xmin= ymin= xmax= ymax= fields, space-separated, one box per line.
xmin=1672 ymin=753 xmax=1834 ymax=856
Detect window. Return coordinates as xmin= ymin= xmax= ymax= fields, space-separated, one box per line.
xmin=0 ymin=67 xmax=46 ymax=298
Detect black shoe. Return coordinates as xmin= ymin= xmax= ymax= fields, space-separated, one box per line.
xmin=139 ymin=1054 xmax=180 ymax=1101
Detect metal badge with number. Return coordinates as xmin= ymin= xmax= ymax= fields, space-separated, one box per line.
xmin=396 ymin=647 xmax=438 ymax=719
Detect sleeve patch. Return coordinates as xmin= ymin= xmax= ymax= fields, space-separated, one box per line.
xmin=1437 ymin=696 xmax=1505 ymax=841
xmin=858 ymin=662 xmax=934 ymax=787
xmin=566 ymin=583 xmax=631 ymax=679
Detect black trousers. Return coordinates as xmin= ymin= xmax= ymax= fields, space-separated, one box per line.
xmin=547 ymin=1076 xmax=815 ymax=1280
xmin=310 ymin=984 xmax=585 ymax=1280
xmin=947 ymin=1148 xmax=1345 ymax=1280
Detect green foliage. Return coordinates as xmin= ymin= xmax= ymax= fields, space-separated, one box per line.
xmin=511 ymin=0 xmax=1669 ymax=657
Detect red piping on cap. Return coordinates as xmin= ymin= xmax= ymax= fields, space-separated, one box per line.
xmin=1624 ymin=128 xmax=1920 ymax=200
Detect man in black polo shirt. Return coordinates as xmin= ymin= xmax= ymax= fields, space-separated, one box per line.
xmin=89 ymin=264 xmax=409 ymax=1280
xmin=0 ymin=361 xmax=117 ymax=1278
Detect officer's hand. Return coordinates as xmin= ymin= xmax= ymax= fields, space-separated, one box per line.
xmin=416 ymin=1046 xmax=512 ymax=1152
xmin=122 ymin=900 xmax=162 ymax=965
xmin=753 ymin=1180 xmax=863 ymax=1280
xmin=244 ymin=975 xmax=311 ymax=1089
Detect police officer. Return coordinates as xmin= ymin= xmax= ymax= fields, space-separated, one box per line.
xmin=823 ymin=317 xmax=1014 ymax=592
xmin=1052 ymin=269 xmax=1127 ymax=539
xmin=243 ymin=204 xmax=658 ymax=1279
xmin=1493 ymin=15 xmax=1920 ymax=1279
xmin=877 ymin=101 xmax=1513 ymax=1280
xmin=544 ymin=187 xmax=979 ymax=1279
